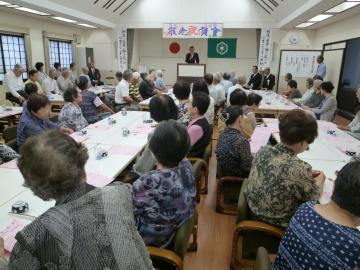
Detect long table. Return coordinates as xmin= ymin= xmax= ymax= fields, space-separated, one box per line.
xmin=0 ymin=111 xmax=153 ymax=247
xmin=250 ymin=118 xmax=358 ymax=204
xmin=139 ymin=89 xmax=297 ymax=116
xmin=48 ymin=85 xmax=115 ymax=113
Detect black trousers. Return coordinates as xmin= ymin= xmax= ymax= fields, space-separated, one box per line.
xmin=6 ymin=91 xmax=26 ymax=106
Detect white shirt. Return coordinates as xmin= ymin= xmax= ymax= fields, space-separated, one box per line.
xmin=3 ymin=70 xmax=24 ymax=98
xmin=293 ymin=88 xmax=314 ymax=105
xmin=37 ymin=71 xmax=48 ymax=85
xmin=42 ymin=77 xmax=60 ymax=95
xmin=115 ymin=79 xmax=130 ymax=104
xmin=227 ymin=84 xmax=246 ymax=106
xmin=57 ymin=76 xmax=73 ymax=94
xmin=210 ymin=83 xmax=226 ymax=106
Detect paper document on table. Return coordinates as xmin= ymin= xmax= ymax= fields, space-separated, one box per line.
xmin=108 ymin=145 xmax=142 ymax=156
xmin=131 ymin=124 xmax=153 ymax=134
xmin=0 ymin=219 xmax=26 ymax=252
xmin=86 ymin=172 xmax=113 ymax=187
xmin=250 ymin=127 xmax=274 ymax=153
xmin=86 ymin=123 xmax=111 ymax=131
xmin=69 ymin=133 xmax=89 ymax=143
xmin=0 ymin=159 xmax=18 ymax=169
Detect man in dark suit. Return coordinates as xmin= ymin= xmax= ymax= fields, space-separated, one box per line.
xmin=88 ymin=61 xmax=104 ymax=86
xmin=185 ymin=46 xmax=199 ymax=64
xmin=247 ymin=65 xmax=262 ymax=90
xmin=262 ymin=67 xmax=276 ymax=90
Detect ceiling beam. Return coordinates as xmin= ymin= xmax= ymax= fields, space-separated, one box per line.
xmin=12 ymin=0 xmax=115 ymax=28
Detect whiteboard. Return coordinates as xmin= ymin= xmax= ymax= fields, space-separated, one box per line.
xmin=279 ymin=50 xmax=321 ymax=77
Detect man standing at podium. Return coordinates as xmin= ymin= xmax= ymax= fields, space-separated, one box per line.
xmin=185 ymin=46 xmax=200 ymax=64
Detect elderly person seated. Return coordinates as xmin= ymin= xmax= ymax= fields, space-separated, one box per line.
xmin=0 ymin=130 xmax=152 ymax=269
xmin=17 ymin=94 xmax=73 ymax=146
xmin=154 ymin=69 xmax=167 ymax=92
xmin=187 ymin=92 xmax=211 ymax=158
xmin=139 ymin=73 xmax=160 ymax=100
xmin=42 ymin=68 xmax=60 ymax=95
xmin=245 ymin=109 xmax=324 ymax=228
xmin=303 ymin=81 xmax=337 ymax=122
xmin=115 ymin=69 xmax=139 ymax=111
xmin=303 ymin=79 xmax=324 ymax=108
xmin=35 ymin=62 xmax=48 ymax=85
xmin=227 ymin=75 xmax=247 ymax=106
xmin=216 ymin=106 xmax=252 ymax=178
xmin=261 ymin=67 xmax=275 ymax=90
xmin=245 ymin=92 xmax=262 ymax=129
xmin=79 ymin=67 xmax=91 ymax=85
xmin=273 ymin=161 xmax=360 ymax=270
xmin=221 ymin=72 xmax=233 ymax=95
xmin=173 ymin=80 xmax=191 ymax=126
xmin=132 ymin=120 xmax=196 ymax=248
xmin=192 ymin=79 xmax=215 ymax=126
xmin=129 ymin=72 xmax=143 ymax=102
xmin=58 ymin=87 xmax=88 ymax=132
xmin=211 ymin=72 xmax=226 ymax=107
xmin=25 ymin=69 xmax=44 ymax=95
xmin=283 ymin=80 xmax=302 ymax=99
xmin=338 ymin=87 xmax=360 ymax=140
xmin=57 ymin=68 xmax=73 ymax=94
xmin=3 ymin=63 xmax=26 ymax=105
xmin=131 ymin=95 xmax=178 ymax=176
xmin=78 ymin=77 xmax=114 ymax=124
xmin=293 ymin=78 xmax=314 ymax=105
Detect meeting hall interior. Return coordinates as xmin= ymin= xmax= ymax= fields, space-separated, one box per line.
xmin=0 ymin=0 xmax=359 ymax=269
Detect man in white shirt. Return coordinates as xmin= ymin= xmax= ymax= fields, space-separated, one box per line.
xmin=57 ymin=68 xmax=73 ymax=94
xmin=315 ymin=55 xmax=326 ymax=79
xmin=69 ymin=62 xmax=77 ymax=84
xmin=42 ymin=69 xmax=60 ymax=95
xmin=114 ymin=69 xmax=136 ymax=111
xmin=227 ymin=75 xmax=247 ymax=106
xmin=3 ymin=63 xmax=26 ymax=105
xmin=212 ymin=72 xmax=226 ymax=106
xmin=221 ymin=72 xmax=233 ymax=95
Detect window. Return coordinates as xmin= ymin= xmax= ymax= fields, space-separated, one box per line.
xmin=49 ymin=40 xmax=73 ymax=69
xmin=0 ymin=33 xmax=28 ymax=82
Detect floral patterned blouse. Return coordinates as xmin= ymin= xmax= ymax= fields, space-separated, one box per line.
xmin=216 ymin=128 xmax=252 ymax=177
xmin=58 ymin=102 xmax=88 ymax=131
xmin=177 ymin=102 xmax=191 ymax=126
xmin=132 ymin=160 xmax=196 ymax=248
xmin=245 ymin=144 xmax=320 ymax=228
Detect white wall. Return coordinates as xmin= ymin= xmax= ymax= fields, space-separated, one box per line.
xmin=314 ymin=14 xmax=360 ymax=48
xmin=133 ymin=28 xmax=258 ymax=85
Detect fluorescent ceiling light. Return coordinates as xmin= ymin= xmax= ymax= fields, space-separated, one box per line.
xmin=0 ymin=1 xmax=11 ymax=5
xmin=327 ymin=2 xmax=360 ymax=13
xmin=52 ymin=16 xmax=77 ymax=23
xmin=15 ymin=7 xmax=50 ymax=15
xmin=6 ymin=4 xmax=19 ymax=7
xmin=78 ymin=23 xmax=97 ymax=28
xmin=296 ymin=22 xmax=315 ymax=28
xmin=308 ymin=14 xmax=333 ymax=22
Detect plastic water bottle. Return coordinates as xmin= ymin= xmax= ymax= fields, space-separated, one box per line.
xmin=121 ymin=108 xmax=127 ymax=116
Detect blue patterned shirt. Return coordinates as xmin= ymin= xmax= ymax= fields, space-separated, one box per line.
xmin=273 ymin=201 xmax=360 ymax=270
xmin=17 ymin=107 xmax=58 ymax=146
xmin=132 ymin=160 xmax=196 ymax=248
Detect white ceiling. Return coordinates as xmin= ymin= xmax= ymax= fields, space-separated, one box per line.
xmin=0 ymin=0 xmax=359 ymax=29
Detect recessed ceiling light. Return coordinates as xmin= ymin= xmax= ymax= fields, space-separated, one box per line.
xmin=327 ymin=2 xmax=360 ymax=13
xmin=15 ymin=7 xmax=50 ymax=15
xmin=296 ymin=22 xmax=315 ymax=28
xmin=0 ymin=1 xmax=11 ymax=5
xmin=6 ymin=4 xmax=19 ymax=7
xmin=78 ymin=23 xmax=97 ymax=28
xmin=52 ymin=16 xmax=77 ymax=23
xmin=308 ymin=14 xmax=333 ymax=22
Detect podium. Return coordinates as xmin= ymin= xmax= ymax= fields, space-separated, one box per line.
xmin=177 ymin=63 xmax=206 ymax=83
